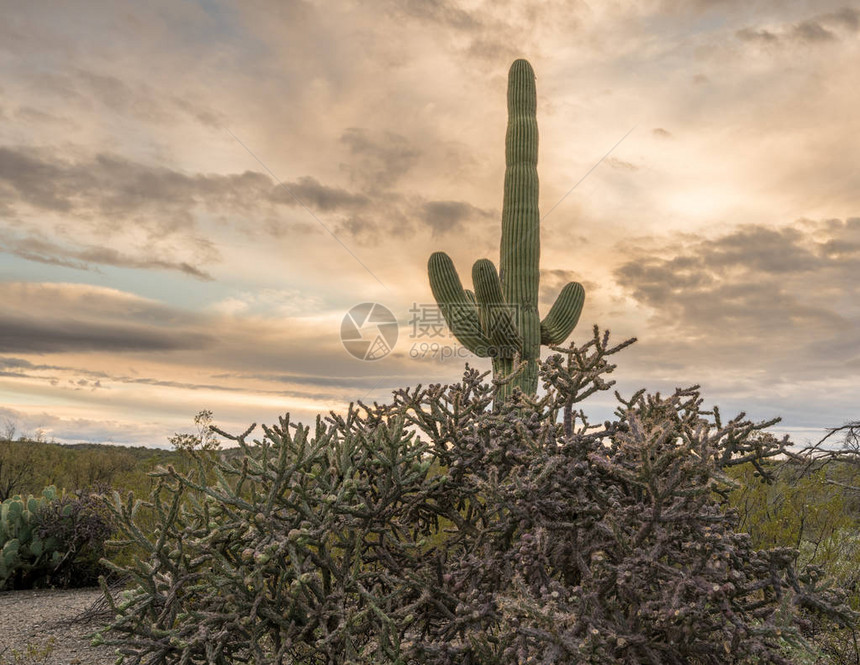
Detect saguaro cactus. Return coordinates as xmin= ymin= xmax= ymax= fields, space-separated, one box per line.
xmin=428 ymin=59 xmax=585 ymax=397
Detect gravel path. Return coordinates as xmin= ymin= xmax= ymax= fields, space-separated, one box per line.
xmin=0 ymin=588 xmax=117 ymax=665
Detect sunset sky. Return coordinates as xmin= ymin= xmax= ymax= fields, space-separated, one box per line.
xmin=1 ymin=0 xmax=858 ymax=448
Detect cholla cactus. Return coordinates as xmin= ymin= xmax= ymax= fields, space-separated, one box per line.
xmin=428 ymin=59 xmax=585 ymax=397
xmin=98 ymin=330 xmax=852 ymax=664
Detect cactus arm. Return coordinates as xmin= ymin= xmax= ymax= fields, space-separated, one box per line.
xmin=540 ymin=282 xmax=586 ymax=345
xmin=428 ymin=252 xmax=492 ymax=357
xmin=464 ymin=289 xmax=477 ymax=306
xmin=471 ymin=259 xmax=522 ymax=357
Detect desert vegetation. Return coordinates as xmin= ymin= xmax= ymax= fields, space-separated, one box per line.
xmin=33 ymin=329 xmax=845 ymax=664
xmin=1 ymin=333 xmax=858 ymax=662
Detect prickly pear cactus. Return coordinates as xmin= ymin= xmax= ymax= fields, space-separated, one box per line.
xmin=0 ymin=487 xmax=63 ymax=589
xmin=428 ymin=59 xmax=585 ymax=397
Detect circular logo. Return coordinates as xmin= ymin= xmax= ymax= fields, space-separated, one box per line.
xmin=340 ymin=302 xmax=399 ymax=361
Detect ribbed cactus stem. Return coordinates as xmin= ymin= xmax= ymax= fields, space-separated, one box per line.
xmin=500 ymin=59 xmax=541 ymax=394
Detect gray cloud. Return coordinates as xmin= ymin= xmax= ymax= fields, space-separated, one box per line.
xmin=76 ymin=70 xmax=172 ymax=122
xmin=736 ymin=7 xmax=859 ymax=46
xmin=420 ymin=200 xmax=491 ymax=235
xmin=212 ymin=370 xmax=387 ymax=390
xmin=0 ymin=282 xmax=429 ymax=405
xmin=1 ymin=231 xmax=214 ymax=279
xmin=0 ymin=145 xmax=392 ymax=274
xmin=0 ymin=316 xmax=212 ymax=353
xmin=270 ymin=176 xmax=371 ymax=211
xmin=830 ymin=6 xmax=860 ymax=29
xmin=539 ymin=269 xmax=597 ymax=312
xmin=613 ymin=220 xmax=860 ymax=376
xmin=368 ymin=0 xmax=583 ymax=63
xmin=0 ymin=355 xmax=357 ymax=405
xmin=388 ymin=0 xmax=481 ymax=30
xmin=0 ymin=282 xmax=214 ymax=355
xmin=0 ymin=146 xmax=369 ymax=223
xmin=340 ymin=128 xmax=422 ymax=190
xmin=0 ymin=406 xmax=155 ymax=447
xmin=21 ymin=68 xmax=225 ymax=129
xmin=605 ymin=157 xmax=638 ymax=171
xmin=792 ymin=20 xmax=837 ymax=42
xmin=736 ymin=27 xmax=781 ymax=44
xmin=332 ymin=193 xmax=490 ymax=243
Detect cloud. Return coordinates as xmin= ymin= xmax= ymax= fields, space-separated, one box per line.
xmin=74 ymin=69 xmax=224 ymax=127
xmin=0 ymin=353 xmax=362 ymax=405
xmin=0 ymin=316 xmax=211 ymax=354
xmin=613 ymin=220 xmax=860 ymax=377
xmin=538 ymin=269 xmax=599 ymax=317
xmin=0 ymin=145 xmax=389 ymax=275
xmin=830 ymin=6 xmax=860 ymax=29
xmin=340 ymin=128 xmax=422 ymax=190
xmin=0 ymin=281 xmax=431 ymax=398
xmin=736 ymin=7 xmax=859 ymax=46
xmin=605 ymin=157 xmax=638 ymax=171
xmin=0 ymin=405 xmax=162 ymax=446
xmin=387 ymin=0 xmax=481 ymax=31
xmin=0 ymin=231 xmax=214 ymax=279
xmin=270 ymin=176 xmax=370 ymax=212
xmin=0 ymin=146 xmax=250 ymax=223
xmin=791 ymin=20 xmax=837 ymax=43
xmin=0 ymin=283 xmax=213 ymax=353
xmin=736 ymin=27 xmax=781 ymax=44
xmin=0 ymin=146 xmax=369 ymax=224
xmin=420 ymin=200 xmax=492 ymax=235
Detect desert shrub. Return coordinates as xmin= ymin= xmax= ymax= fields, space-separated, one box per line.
xmin=728 ymin=428 xmax=860 ymax=664
xmin=35 ymin=489 xmax=115 ymax=588
xmin=97 ymin=328 xmax=855 ymax=664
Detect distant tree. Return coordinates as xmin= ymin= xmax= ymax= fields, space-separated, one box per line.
xmin=0 ymin=440 xmax=40 ymax=501
xmin=1 ymin=417 xmax=17 ymax=442
xmin=838 ymin=420 xmax=860 ymax=455
xmin=67 ymin=448 xmax=137 ymax=490
xmin=168 ymin=410 xmax=221 ymax=453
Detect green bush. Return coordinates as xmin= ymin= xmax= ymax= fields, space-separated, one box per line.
xmin=35 ymin=489 xmax=115 ymax=588
xmin=728 ymin=449 xmax=860 ymax=663
xmin=97 ymin=329 xmax=856 ymax=664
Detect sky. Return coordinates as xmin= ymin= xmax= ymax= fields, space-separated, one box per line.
xmin=0 ymin=0 xmax=858 ymax=448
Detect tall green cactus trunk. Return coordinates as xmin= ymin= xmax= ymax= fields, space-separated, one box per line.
xmin=428 ymin=59 xmax=586 ymax=399
xmin=499 ymin=59 xmax=541 ymax=395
